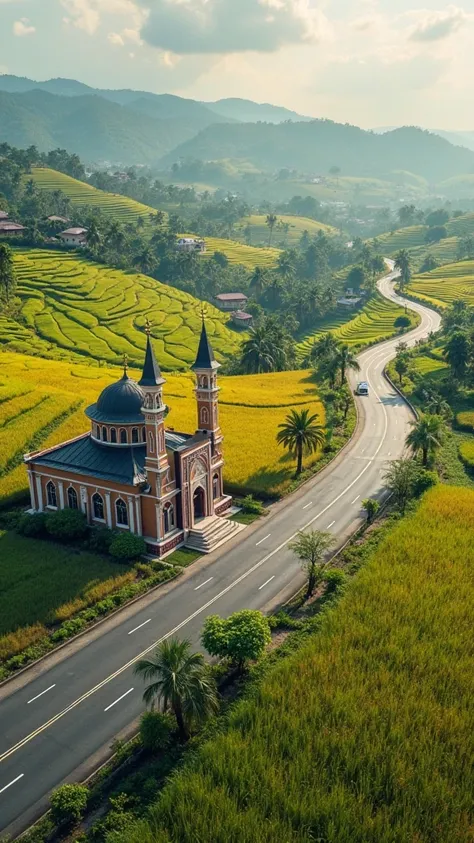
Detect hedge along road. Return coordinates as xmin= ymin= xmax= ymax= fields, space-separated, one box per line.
xmin=0 ymin=262 xmax=441 ymax=837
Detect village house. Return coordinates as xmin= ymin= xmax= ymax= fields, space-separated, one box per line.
xmin=0 ymin=220 xmax=25 ymax=236
xmin=176 ymin=237 xmax=206 ymax=253
xmin=215 ymin=292 xmax=249 ymax=312
xmin=231 ymin=310 xmax=253 ymax=328
xmin=59 ymin=227 xmax=88 ymax=246
xmin=24 ymin=321 xmax=240 ymax=557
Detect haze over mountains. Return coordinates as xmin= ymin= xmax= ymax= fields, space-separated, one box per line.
xmin=0 ymin=74 xmax=474 ymax=185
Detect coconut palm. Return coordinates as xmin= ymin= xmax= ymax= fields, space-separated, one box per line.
xmin=277 ymin=408 xmax=326 ymax=475
xmin=239 ymin=325 xmax=276 ymax=374
xmin=310 ymin=332 xmax=340 ymax=365
xmin=406 ymin=414 xmax=445 ymax=466
xmin=249 ymin=266 xmax=267 ymax=300
xmin=265 ymin=213 xmax=278 ymax=245
xmin=336 ymin=344 xmax=360 ymax=384
xmin=394 ymin=249 xmax=411 ymax=291
xmin=86 ymin=220 xmax=101 ymax=250
xmin=134 ymin=638 xmax=218 ymax=742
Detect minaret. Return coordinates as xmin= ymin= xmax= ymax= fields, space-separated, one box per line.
xmin=139 ymin=321 xmax=168 ymax=496
xmin=192 ymin=313 xmax=222 ymax=459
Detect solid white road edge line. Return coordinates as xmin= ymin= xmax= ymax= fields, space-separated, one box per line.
xmin=0 ymin=774 xmax=24 ymax=795
xmin=194 ymin=577 xmax=213 ymax=590
xmin=127 ymin=619 xmax=151 ymax=636
xmin=327 ymin=521 xmax=336 ymax=529
xmin=303 ymin=502 xmax=312 ymax=510
xmin=26 ymin=685 xmax=56 ymax=705
xmin=256 ymin=534 xmax=271 ymax=546
xmin=258 ymin=576 xmax=275 ymax=591
xmin=103 ymin=688 xmax=134 ymax=713
xmin=351 ymin=495 xmax=360 ymax=504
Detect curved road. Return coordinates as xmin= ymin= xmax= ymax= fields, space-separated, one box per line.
xmin=0 ymin=266 xmax=440 ymax=836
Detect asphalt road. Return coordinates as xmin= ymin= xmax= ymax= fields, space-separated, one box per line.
xmin=0 ymin=266 xmax=441 ymax=836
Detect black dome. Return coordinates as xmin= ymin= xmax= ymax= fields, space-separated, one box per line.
xmin=85 ymin=374 xmax=145 ymax=424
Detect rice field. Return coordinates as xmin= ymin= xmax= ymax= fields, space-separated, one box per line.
xmin=200 ymin=236 xmax=280 ymax=268
xmin=235 ymin=213 xmax=336 ymax=247
xmin=119 ymin=484 xmax=474 ymax=843
xmin=407 ymin=260 xmax=474 ymax=309
xmin=459 ymin=439 xmax=474 ymax=468
xmin=373 ymin=213 xmax=474 ymax=264
xmin=297 ymin=294 xmax=418 ymax=358
xmin=0 ymin=353 xmax=325 ymax=505
xmin=10 ymin=249 xmax=240 ymax=370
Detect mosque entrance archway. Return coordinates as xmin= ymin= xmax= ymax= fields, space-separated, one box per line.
xmin=193 ymin=486 xmax=206 ymax=523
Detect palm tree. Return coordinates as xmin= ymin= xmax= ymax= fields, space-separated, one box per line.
xmin=289 ymin=530 xmax=335 ymax=599
xmin=276 ymin=251 xmax=295 ymax=280
xmin=249 ymin=267 xmax=267 ymax=300
xmin=406 ymin=414 xmax=445 ymax=466
xmin=336 ymin=344 xmax=360 ymax=384
xmin=0 ymin=244 xmax=16 ymax=302
xmin=133 ymin=247 xmax=156 ymax=275
xmin=310 ymin=332 xmax=340 ymax=364
xmin=134 ymin=638 xmax=218 ymax=742
xmin=265 ymin=213 xmax=278 ymax=245
xmin=276 ymin=408 xmax=326 ymax=475
xmin=394 ymin=250 xmax=412 ymax=291
xmin=239 ymin=325 xmax=276 ymax=374
xmin=444 ymin=331 xmax=470 ymax=380
xmin=86 ymin=220 xmax=101 ymax=250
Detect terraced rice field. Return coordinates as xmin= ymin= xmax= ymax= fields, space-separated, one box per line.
xmin=297 ymin=294 xmax=418 ymax=358
xmin=407 ymin=260 xmax=474 ymax=309
xmin=30 ymin=168 xmax=159 ymax=230
xmin=373 ymin=214 xmax=474 ymax=264
xmin=11 ymin=249 xmax=240 ymax=370
xmin=200 ymin=236 xmax=280 ymax=268
xmin=0 ymin=353 xmax=324 ymax=505
xmin=236 ymin=214 xmax=336 ymax=247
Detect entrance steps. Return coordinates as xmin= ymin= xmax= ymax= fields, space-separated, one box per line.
xmin=186 ymin=515 xmax=245 ymax=554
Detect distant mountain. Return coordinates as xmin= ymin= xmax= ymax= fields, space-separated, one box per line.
xmin=203 ymin=97 xmax=312 ymax=124
xmin=374 ymin=124 xmax=474 ymax=154
xmin=160 ymin=121 xmax=474 ymax=182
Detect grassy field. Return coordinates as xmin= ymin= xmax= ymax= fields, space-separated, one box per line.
xmin=118 ymin=484 xmax=474 ymax=843
xmin=235 ymin=213 xmax=336 ymax=248
xmin=407 ymin=260 xmax=474 ymax=309
xmin=0 ymin=353 xmax=325 ymax=505
xmin=297 ymin=293 xmax=419 ymax=359
xmin=8 ymin=249 xmax=240 ymax=369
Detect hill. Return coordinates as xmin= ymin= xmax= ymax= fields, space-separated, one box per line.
xmin=236 ymin=213 xmax=336 ymax=247
xmin=203 ymin=97 xmax=312 ymax=124
xmin=370 ymin=212 xmax=474 ymax=268
xmin=8 ymin=249 xmax=241 ymax=370
xmin=160 ymin=121 xmax=474 ymax=183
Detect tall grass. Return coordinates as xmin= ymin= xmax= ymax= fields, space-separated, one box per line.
xmin=120 ymin=485 xmax=474 ymax=843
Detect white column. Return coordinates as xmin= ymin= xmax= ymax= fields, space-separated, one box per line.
xmin=128 ymin=497 xmax=135 ymax=534
xmin=35 ymin=475 xmax=43 ymax=512
xmin=155 ymin=503 xmax=163 ymax=540
xmin=58 ymin=481 xmax=64 ymax=510
xmin=80 ymin=486 xmax=89 ymax=522
xmin=27 ymin=471 xmax=36 ymax=510
xmin=105 ymin=492 xmax=112 ymax=528
xmin=135 ymin=498 xmax=142 ymax=536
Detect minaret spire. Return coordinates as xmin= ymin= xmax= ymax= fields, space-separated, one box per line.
xmin=192 ymin=309 xmax=220 ymax=372
xmin=139 ymin=320 xmax=165 ymax=387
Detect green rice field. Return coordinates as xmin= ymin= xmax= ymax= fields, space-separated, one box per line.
xmin=373 ymin=213 xmax=474 ymax=265
xmin=117 ymin=484 xmax=474 ymax=843
xmin=235 ymin=213 xmax=336 ymax=247
xmin=201 ymin=235 xmax=279 ymax=268
xmin=407 ymin=260 xmax=474 ymax=309
xmin=10 ymin=249 xmax=241 ymax=369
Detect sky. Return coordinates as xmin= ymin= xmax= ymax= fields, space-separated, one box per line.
xmin=0 ymin=0 xmax=473 ymax=129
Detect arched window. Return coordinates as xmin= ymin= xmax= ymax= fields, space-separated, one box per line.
xmin=46 ymin=481 xmax=57 ymax=508
xmin=110 ymin=428 xmax=117 ymax=443
xmin=142 ymin=427 xmax=146 ymax=442
xmin=102 ymin=426 xmax=108 ymax=442
xmin=164 ymin=502 xmax=175 ymax=534
xmin=213 ymin=473 xmax=220 ymax=500
xmin=148 ymin=432 xmax=155 ymax=453
xmin=200 ymin=407 xmax=209 ymax=427
xmin=132 ymin=427 xmax=139 ymax=444
xmin=120 ymin=428 xmax=127 ymax=444
xmin=116 ymin=498 xmax=128 ymax=526
xmin=92 ymin=493 xmax=104 ymax=520
xmin=95 ymin=424 xmax=100 ymax=439
xmin=199 ymin=375 xmax=208 ymax=389
xmin=67 ymin=486 xmax=78 ymax=509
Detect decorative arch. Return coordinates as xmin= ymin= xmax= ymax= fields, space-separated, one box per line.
xmin=101 ymin=426 xmax=108 ymax=442
xmin=46 ymin=480 xmax=57 ymax=508
xmin=193 ymin=485 xmax=206 ymax=522
xmin=67 ymin=486 xmax=78 ymax=509
xmin=116 ymin=498 xmax=128 ymax=526
xmin=120 ymin=428 xmax=127 ymax=444
xmin=200 ymin=406 xmax=209 ymax=427
xmin=212 ymin=472 xmax=220 ymax=500
xmin=92 ymin=492 xmax=104 ymax=520
xmin=110 ymin=428 xmax=117 ymax=443
xmin=148 ymin=431 xmax=155 ymax=453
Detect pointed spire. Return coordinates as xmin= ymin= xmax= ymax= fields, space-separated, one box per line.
xmin=139 ymin=321 xmax=166 ymax=386
xmin=192 ymin=311 xmax=220 ymax=371
xmin=122 ymin=353 xmax=129 ymax=380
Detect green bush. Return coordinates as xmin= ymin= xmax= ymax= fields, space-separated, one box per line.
xmin=51 ymin=617 xmax=86 ymax=642
xmin=241 ymin=494 xmax=264 ymax=515
xmin=50 ymin=783 xmax=89 ymax=826
xmin=45 ymin=508 xmax=88 ymax=542
xmin=134 ymin=561 xmax=154 ymax=578
xmin=324 ymin=569 xmax=347 ymax=594
xmin=18 ymin=512 xmax=47 ymax=538
xmin=88 ymin=525 xmax=115 ymax=553
xmin=139 ymin=710 xmax=173 ymax=753
xmin=109 ymin=532 xmax=146 ymax=561
xmin=412 ymin=468 xmax=438 ymax=498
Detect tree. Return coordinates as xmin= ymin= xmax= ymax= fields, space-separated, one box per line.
xmin=425 ymin=225 xmax=447 ymax=244
xmin=201 ymin=609 xmax=271 ymax=673
xmin=406 ymin=414 xmax=445 ymax=466
xmin=362 ymin=498 xmax=380 ymax=523
xmin=419 ymin=254 xmax=439 ymax=273
xmin=289 ymin=529 xmax=335 ymax=599
xmin=425 ymin=208 xmax=449 ymax=227
xmin=444 ymin=331 xmax=470 ymax=380
xmin=457 ymin=234 xmax=474 ymax=260
xmin=394 ymin=354 xmax=409 ymax=385
xmin=0 ymin=244 xmax=16 ymax=302
xmin=134 ymin=638 xmax=218 ymax=741
xmin=265 ymin=213 xmax=278 ymax=245
xmin=276 ymin=408 xmax=326 ymax=475
xmin=249 ymin=266 xmax=267 ymax=300
xmin=394 ymin=315 xmax=411 ymax=332
xmin=394 ymin=250 xmax=412 ymax=291
xmin=139 ymin=710 xmax=173 ymax=753
xmin=370 ymin=254 xmax=386 ymax=280
xmin=239 ymin=325 xmax=275 ymax=374
xmin=398 ymin=204 xmax=418 ymax=227
xmin=336 ymin=344 xmax=360 ymax=384
xmin=309 ymin=332 xmax=339 ymax=365
xmin=423 ymin=390 xmax=451 ymax=419
xmin=346 ymin=265 xmax=366 ymax=292
xmin=50 ymin=783 xmax=89 ymax=826
xmin=383 ymin=458 xmax=416 ymax=513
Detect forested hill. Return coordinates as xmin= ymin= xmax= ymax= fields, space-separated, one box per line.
xmin=160 ymin=120 xmax=474 ymax=182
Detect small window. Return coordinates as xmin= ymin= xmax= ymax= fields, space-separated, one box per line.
xmin=142 ymin=426 xmax=146 ymax=442
xmin=164 ymin=502 xmax=175 ymax=534
xmin=102 ymin=426 xmax=108 ymax=442
xmin=92 ymin=492 xmax=104 ymax=520
xmin=120 ymin=428 xmax=127 ymax=444
xmin=132 ymin=427 xmax=139 ymax=444
xmin=95 ymin=424 xmax=100 ymax=438
xmin=46 ymin=481 xmax=57 ymax=508
xmin=67 ymin=486 xmax=78 ymax=509
xmin=200 ymin=407 xmax=209 ymax=426
xmin=213 ymin=473 xmax=220 ymax=500
xmin=148 ymin=431 xmax=155 ymax=453
xmin=116 ymin=498 xmax=128 ymax=526
xmin=110 ymin=428 xmax=117 ymax=443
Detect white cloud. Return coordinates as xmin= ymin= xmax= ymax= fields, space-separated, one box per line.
xmin=122 ymin=27 xmax=142 ymax=43
xmin=137 ymin=0 xmax=330 ymax=55
xmin=13 ymin=17 xmax=36 ymax=36
xmin=108 ymin=30 xmax=125 ymax=44
xmin=409 ymin=4 xmax=471 ymax=41
xmin=61 ymin=0 xmax=100 ymax=33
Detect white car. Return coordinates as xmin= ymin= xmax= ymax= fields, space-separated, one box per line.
xmin=356 ymin=381 xmax=369 ymax=396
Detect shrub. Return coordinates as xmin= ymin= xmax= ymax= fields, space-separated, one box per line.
xmin=51 ymin=617 xmax=86 ymax=642
xmin=394 ymin=315 xmax=411 ymax=331
xmin=139 ymin=710 xmax=173 ymax=753
xmin=362 ymin=497 xmax=380 ymax=523
xmin=241 ymin=495 xmax=264 ymax=515
xmin=202 ymin=609 xmax=272 ymax=671
xmin=0 ymin=622 xmax=47 ymax=661
xmin=324 ymin=569 xmax=347 ymax=594
xmin=54 ymin=598 xmax=87 ymax=623
xmin=134 ymin=561 xmax=154 ymax=579
xmin=411 ymin=467 xmax=438 ymax=498
xmin=45 ymin=508 xmax=88 ymax=542
xmin=455 ymin=411 xmax=474 ymax=433
xmin=109 ymin=533 xmax=146 ymax=561
xmin=83 ymin=572 xmax=135 ymax=604
xmin=50 ymin=783 xmax=89 ymax=826
xmin=18 ymin=512 xmax=47 ymax=538
xmin=88 ymin=525 xmax=115 ymax=554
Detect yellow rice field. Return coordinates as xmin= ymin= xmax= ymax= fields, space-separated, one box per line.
xmin=407 ymin=260 xmax=474 ymax=309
